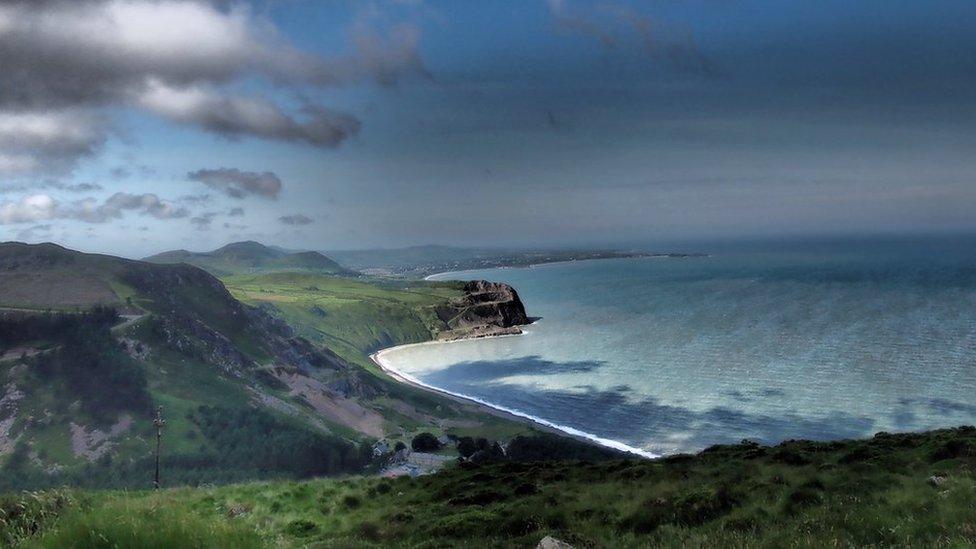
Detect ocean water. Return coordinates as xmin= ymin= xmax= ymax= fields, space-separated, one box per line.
xmin=377 ymin=238 xmax=976 ymax=456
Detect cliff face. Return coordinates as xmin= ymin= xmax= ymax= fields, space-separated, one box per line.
xmin=437 ymin=280 xmax=530 ymax=340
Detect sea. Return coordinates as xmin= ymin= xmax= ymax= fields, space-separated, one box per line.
xmin=375 ymin=236 xmax=976 ymax=457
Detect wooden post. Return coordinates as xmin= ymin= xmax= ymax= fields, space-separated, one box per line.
xmin=153 ymin=405 xmax=165 ymax=490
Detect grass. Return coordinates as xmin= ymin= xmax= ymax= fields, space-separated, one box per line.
xmin=222 ymin=271 xmax=543 ymax=446
xmin=7 ymin=427 xmax=976 ymax=547
xmin=223 ymin=272 xmax=461 ymax=364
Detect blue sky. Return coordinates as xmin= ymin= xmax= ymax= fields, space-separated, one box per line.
xmin=1 ymin=0 xmax=975 ymax=257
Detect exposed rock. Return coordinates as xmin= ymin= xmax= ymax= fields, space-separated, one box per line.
xmin=928 ymin=475 xmax=948 ymax=487
xmin=537 ymin=536 xmax=574 ymax=549
xmin=120 ymin=337 xmax=150 ymax=361
xmin=437 ymin=280 xmax=530 ymax=340
xmin=0 ymin=382 xmax=25 ymax=456
xmin=69 ymin=414 xmax=134 ymax=461
xmin=275 ymin=368 xmax=386 ymax=438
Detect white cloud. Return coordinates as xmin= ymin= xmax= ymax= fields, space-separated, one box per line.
xmin=0 ymin=192 xmax=188 ymax=225
xmin=0 ymin=194 xmax=58 ymax=224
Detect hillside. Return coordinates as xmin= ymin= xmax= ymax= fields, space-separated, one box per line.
xmin=144 ymin=241 xmax=352 ymax=277
xmin=5 ymin=427 xmax=975 ymax=547
xmin=0 ymin=242 xmax=534 ymax=491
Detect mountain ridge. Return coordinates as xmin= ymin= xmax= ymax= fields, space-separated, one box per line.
xmin=144 ymin=241 xmax=352 ymax=277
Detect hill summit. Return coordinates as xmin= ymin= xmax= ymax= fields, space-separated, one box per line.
xmin=144 ymin=241 xmax=352 ymax=276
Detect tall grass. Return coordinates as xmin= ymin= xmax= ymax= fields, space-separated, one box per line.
xmin=26 ymin=495 xmax=263 ymax=549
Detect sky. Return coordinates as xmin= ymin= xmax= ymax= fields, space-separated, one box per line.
xmin=1 ymin=0 xmax=975 ymax=258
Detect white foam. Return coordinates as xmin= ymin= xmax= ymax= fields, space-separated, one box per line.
xmin=372 ymin=344 xmax=658 ymax=459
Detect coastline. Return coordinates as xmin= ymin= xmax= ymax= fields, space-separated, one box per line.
xmin=422 ymin=253 xmax=679 ymax=281
xmin=370 ymin=335 xmax=658 ymax=459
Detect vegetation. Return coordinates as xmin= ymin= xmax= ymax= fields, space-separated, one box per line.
xmin=0 ymin=243 xmax=537 ymax=494
xmin=191 ymin=406 xmax=372 ymax=478
xmin=410 ymin=432 xmax=442 ymax=452
xmin=223 ymin=272 xmax=462 ymax=361
xmin=143 ymin=241 xmax=351 ymax=277
xmin=0 ymin=305 xmax=119 ymax=352
xmin=5 ymin=427 xmax=975 ymax=547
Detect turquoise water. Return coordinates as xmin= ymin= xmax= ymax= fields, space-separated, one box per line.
xmin=379 ymin=238 xmax=976 ymax=456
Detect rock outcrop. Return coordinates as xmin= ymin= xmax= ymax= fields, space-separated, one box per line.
xmin=437 ymin=280 xmax=530 ymax=340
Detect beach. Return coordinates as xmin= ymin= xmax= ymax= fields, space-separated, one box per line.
xmin=370 ymin=339 xmax=658 ymax=459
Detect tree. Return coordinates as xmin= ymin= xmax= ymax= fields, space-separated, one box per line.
xmin=411 ymin=432 xmax=441 ymax=452
xmin=456 ymin=436 xmax=477 ymax=458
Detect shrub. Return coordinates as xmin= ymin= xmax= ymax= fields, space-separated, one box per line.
xmin=411 ymin=432 xmax=442 ymax=452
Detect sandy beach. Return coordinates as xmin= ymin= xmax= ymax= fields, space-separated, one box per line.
xmin=370 ymin=339 xmax=657 ymax=459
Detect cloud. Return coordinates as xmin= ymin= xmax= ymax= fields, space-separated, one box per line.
xmin=0 ymin=192 xmax=188 ymax=225
xmin=279 ymin=214 xmax=314 ymax=225
xmin=0 ymin=0 xmax=426 ymax=176
xmin=0 ymin=180 xmax=103 ymax=193
xmin=15 ymin=223 xmax=54 ymax=242
xmin=139 ymin=82 xmax=360 ymax=148
xmin=0 ymin=194 xmax=58 ymax=224
xmin=187 ymin=167 xmax=284 ymax=199
xmin=190 ymin=211 xmax=218 ymax=230
xmin=228 ymin=207 xmax=245 ymax=216
xmin=61 ymin=182 xmax=104 ymax=193
xmin=110 ymin=166 xmax=131 ymax=179
xmin=73 ymin=192 xmax=191 ymax=222
xmin=0 ymin=109 xmax=107 ymax=176
xmin=178 ymin=193 xmax=212 ymax=205
xmin=545 ymin=0 xmax=719 ymax=77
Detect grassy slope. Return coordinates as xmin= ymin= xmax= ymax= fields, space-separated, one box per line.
xmin=0 ymin=244 xmax=371 ymax=486
xmin=223 ymin=273 xmax=458 ymax=363
xmin=8 ymin=427 xmax=976 ymax=547
xmin=1 ymin=244 xmax=536 ymax=486
xmin=222 ymin=272 xmax=530 ymax=441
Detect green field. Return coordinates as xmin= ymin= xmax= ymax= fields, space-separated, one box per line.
xmin=223 ymin=272 xmax=463 ymax=369
xmin=5 ymin=427 xmax=975 ymax=547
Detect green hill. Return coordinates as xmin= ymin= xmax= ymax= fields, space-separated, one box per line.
xmin=5 ymin=427 xmax=975 ymax=547
xmin=0 ymin=242 xmax=530 ymax=491
xmin=144 ymin=241 xmax=353 ymax=277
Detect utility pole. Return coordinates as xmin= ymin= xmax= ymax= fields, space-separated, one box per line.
xmin=153 ymin=405 xmax=165 ymax=490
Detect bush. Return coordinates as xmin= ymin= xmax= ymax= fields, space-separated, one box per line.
xmin=457 ymin=436 xmax=477 ymax=458
xmin=0 ymin=490 xmax=74 ymax=546
xmin=411 ymin=432 xmax=442 ymax=452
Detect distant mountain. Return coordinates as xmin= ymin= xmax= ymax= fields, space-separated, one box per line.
xmin=144 ymin=241 xmax=353 ymax=277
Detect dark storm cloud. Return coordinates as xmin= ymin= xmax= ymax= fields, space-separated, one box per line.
xmin=187 ymin=168 xmax=283 ymax=199
xmin=0 ymin=0 xmax=426 ymax=177
xmin=279 ymin=214 xmax=314 ymax=225
xmin=143 ymin=90 xmax=361 ymax=148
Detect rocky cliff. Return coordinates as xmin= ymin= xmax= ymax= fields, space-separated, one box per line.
xmin=436 ymin=280 xmax=530 ymax=340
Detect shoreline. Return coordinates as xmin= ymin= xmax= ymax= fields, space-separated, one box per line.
xmin=370 ymin=335 xmax=658 ymax=459
xmin=422 ymin=253 xmax=690 ymax=281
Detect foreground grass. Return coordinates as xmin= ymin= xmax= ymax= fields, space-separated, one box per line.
xmin=5 ymin=427 xmax=975 ymax=547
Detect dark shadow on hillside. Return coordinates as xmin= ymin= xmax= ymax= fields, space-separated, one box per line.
xmin=421 ymin=356 xmax=976 ymax=454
